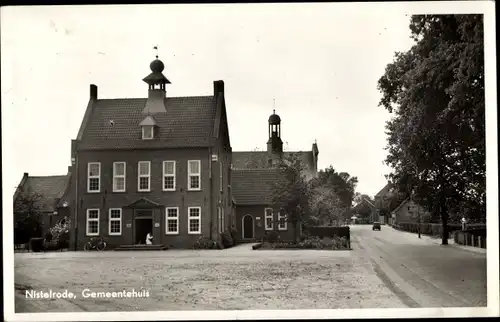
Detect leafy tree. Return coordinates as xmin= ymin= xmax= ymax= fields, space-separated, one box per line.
xmin=353 ymin=194 xmax=374 ymax=219
xmin=14 ymin=187 xmax=44 ymax=245
xmin=378 ymin=15 xmax=485 ymax=244
xmin=315 ymin=166 xmax=358 ymax=209
xmin=269 ymin=153 xmax=313 ymax=242
xmin=309 ymin=186 xmax=343 ymax=226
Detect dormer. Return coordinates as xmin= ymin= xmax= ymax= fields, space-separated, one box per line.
xmin=139 ymin=115 xmax=157 ymax=140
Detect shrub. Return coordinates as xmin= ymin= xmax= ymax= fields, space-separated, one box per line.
xmin=48 ymin=217 xmax=70 ymax=250
xmin=43 ymin=240 xmax=59 ymax=251
xmin=29 ymin=238 xmax=45 ymax=252
xmin=44 ymin=231 xmax=53 ymax=242
xmin=221 ymin=231 xmax=234 ymax=248
xmin=194 ymin=236 xmax=219 ymax=249
xmin=229 ymin=227 xmax=239 ymax=245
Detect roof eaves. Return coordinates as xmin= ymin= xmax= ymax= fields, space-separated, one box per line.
xmin=76 ymin=99 xmax=95 ymax=140
xmin=392 ymin=198 xmax=409 ymax=214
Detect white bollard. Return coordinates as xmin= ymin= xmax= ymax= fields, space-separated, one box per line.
xmin=472 ymin=236 xmax=474 ymax=247
xmin=479 ymin=236 xmax=481 ymax=248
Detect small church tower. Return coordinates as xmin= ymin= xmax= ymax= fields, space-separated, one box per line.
xmin=142 ymin=49 xmax=170 ymax=114
xmin=267 ymin=109 xmax=283 ymax=155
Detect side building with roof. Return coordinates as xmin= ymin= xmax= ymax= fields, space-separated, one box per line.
xmin=14 ymin=170 xmax=72 ymax=238
xmin=230 ymin=110 xmax=319 ymax=242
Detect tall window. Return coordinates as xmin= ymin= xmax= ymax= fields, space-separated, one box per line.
xmin=188 ymin=207 xmax=201 ymax=234
xmin=87 ymin=162 xmax=101 ymax=193
xmin=265 ymin=208 xmax=273 ymax=230
xmin=108 ymin=208 xmax=122 ymax=235
xmin=142 ymin=125 xmax=154 ymax=139
xmin=138 ymin=161 xmax=151 ymax=192
xmin=163 ymin=161 xmax=176 ymax=191
xmin=113 ymin=162 xmax=126 ymax=192
xmin=188 ymin=160 xmax=201 ymax=190
xmin=86 ymin=209 xmax=99 ymax=236
xmin=278 ymin=212 xmax=287 ymax=230
xmin=166 ymin=207 xmax=179 ymax=234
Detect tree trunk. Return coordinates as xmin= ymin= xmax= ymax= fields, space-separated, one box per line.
xmin=441 ymin=205 xmax=449 ymax=245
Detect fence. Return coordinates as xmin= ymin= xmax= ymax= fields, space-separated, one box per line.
xmin=393 ymin=222 xmax=486 ymax=238
xmin=454 ymin=229 xmax=487 ymax=248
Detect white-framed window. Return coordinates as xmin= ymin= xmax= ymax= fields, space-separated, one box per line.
xmin=138 ymin=161 xmax=151 ymax=192
xmin=142 ymin=125 xmax=154 ymax=140
xmin=108 ymin=208 xmax=122 ymax=235
xmin=86 ymin=209 xmax=99 ymax=236
xmin=188 ymin=207 xmax=201 ymax=234
xmin=165 ymin=207 xmax=179 ymax=235
xmin=113 ymin=162 xmax=126 ymax=192
xmin=278 ymin=211 xmax=287 ymax=230
xmin=87 ymin=162 xmax=101 ymax=193
xmin=163 ymin=161 xmax=176 ymax=191
xmin=188 ymin=160 xmax=201 ymax=191
xmin=265 ymin=208 xmax=273 ymax=231
xmin=220 ymin=161 xmax=223 ymax=192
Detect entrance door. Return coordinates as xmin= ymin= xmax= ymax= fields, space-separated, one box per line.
xmin=135 ymin=218 xmax=153 ymax=244
xmin=242 ymin=215 xmax=254 ymax=239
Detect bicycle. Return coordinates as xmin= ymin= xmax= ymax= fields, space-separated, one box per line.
xmin=84 ymin=237 xmax=107 ymax=251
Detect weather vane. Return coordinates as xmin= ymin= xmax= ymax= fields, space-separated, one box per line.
xmin=273 ymin=98 xmax=276 ymax=113
xmin=153 ymin=45 xmax=159 ymax=59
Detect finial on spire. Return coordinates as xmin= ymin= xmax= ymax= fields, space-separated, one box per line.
xmin=153 ymin=45 xmax=159 ymax=59
xmin=314 ymin=139 xmax=317 ymax=144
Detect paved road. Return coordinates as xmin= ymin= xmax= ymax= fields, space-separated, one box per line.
xmin=350 ymin=224 xmax=487 ymax=308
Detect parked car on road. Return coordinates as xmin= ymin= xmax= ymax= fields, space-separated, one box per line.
xmin=372 ymin=222 xmax=381 ymax=231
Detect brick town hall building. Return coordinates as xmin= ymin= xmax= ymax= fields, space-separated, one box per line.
xmin=14 ymin=56 xmax=319 ymax=249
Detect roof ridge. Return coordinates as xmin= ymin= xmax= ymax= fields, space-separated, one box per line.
xmin=28 ymin=175 xmax=68 ymax=178
xmin=96 ymin=95 xmax=214 ymax=101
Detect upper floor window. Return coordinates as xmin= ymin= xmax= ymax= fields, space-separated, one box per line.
xmin=188 ymin=160 xmax=201 ymax=191
xmin=87 ymin=162 xmax=101 ymax=193
xmin=142 ymin=126 xmax=154 ymax=140
xmin=265 ymin=208 xmax=273 ymax=230
xmin=113 ymin=162 xmax=126 ymax=192
xmin=138 ymin=161 xmax=151 ymax=192
xmin=163 ymin=161 xmax=176 ymax=191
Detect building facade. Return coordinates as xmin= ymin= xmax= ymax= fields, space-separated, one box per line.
xmin=15 ymin=56 xmax=319 ymax=249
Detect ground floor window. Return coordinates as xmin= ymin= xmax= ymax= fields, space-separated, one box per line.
xmin=265 ymin=208 xmax=273 ymax=230
xmin=188 ymin=207 xmax=201 ymax=234
xmin=108 ymin=208 xmax=122 ymax=235
xmin=86 ymin=209 xmax=99 ymax=236
xmin=278 ymin=212 xmax=287 ymax=230
xmin=166 ymin=207 xmax=179 ymax=234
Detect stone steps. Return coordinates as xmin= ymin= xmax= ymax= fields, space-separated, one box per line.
xmin=114 ymin=244 xmax=168 ymax=251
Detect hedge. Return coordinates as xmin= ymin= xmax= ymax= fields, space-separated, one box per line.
xmin=304 ymin=226 xmax=350 ymax=240
xmin=29 ymin=238 xmax=44 ymax=252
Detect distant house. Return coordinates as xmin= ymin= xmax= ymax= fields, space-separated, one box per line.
xmin=14 ymin=170 xmax=72 ymax=237
xmin=391 ymin=198 xmax=431 ymax=226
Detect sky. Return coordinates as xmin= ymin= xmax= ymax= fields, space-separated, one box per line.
xmin=0 ymin=3 xmax=450 ymax=199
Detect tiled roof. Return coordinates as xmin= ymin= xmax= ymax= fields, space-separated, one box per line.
xmin=20 ymin=175 xmax=71 ymax=212
xmin=375 ymin=182 xmax=393 ymax=198
xmin=232 ymin=169 xmax=286 ymax=205
xmin=78 ymin=96 xmax=216 ymax=150
xmin=232 ymin=151 xmax=314 ymax=170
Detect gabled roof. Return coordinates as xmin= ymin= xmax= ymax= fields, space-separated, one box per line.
xmin=232 ymin=151 xmax=315 ymax=170
xmin=77 ymin=96 xmax=217 ymax=150
xmin=125 ymin=197 xmax=162 ymax=209
xmin=139 ymin=115 xmax=157 ymax=126
xmin=392 ymin=198 xmax=410 ymax=214
xmin=16 ymin=174 xmax=71 ymax=213
xmin=232 ymin=169 xmax=286 ymax=205
xmin=375 ymin=182 xmax=393 ymax=198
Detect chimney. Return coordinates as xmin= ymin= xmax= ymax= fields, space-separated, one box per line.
xmin=214 ymin=80 xmax=224 ymax=96
xmin=90 ymin=84 xmax=98 ymax=100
